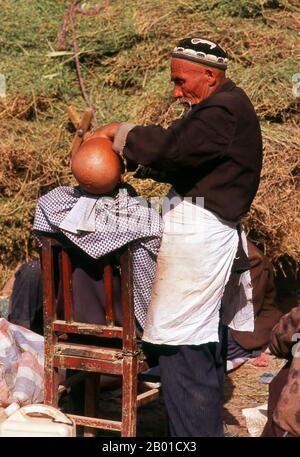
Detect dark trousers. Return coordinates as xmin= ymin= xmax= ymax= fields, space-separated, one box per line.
xmin=157 ymin=326 xmax=225 ymax=437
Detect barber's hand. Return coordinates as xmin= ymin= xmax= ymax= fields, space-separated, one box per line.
xmin=86 ymin=122 xmax=121 ymax=142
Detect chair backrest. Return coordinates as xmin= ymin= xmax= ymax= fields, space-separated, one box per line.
xmin=40 ymin=236 xmax=137 ymax=354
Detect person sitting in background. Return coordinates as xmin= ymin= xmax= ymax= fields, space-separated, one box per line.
xmin=227 ymin=240 xmax=283 ymax=371
xmin=262 ymin=272 xmax=300 ymax=437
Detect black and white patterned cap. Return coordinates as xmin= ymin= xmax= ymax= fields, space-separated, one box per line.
xmin=172 ymin=37 xmax=228 ymax=70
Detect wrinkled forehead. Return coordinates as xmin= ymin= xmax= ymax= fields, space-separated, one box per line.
xmin=171 ymin=57 xmax=205 ymax=78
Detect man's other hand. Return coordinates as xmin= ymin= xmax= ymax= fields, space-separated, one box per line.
xmin=85 ymin=122 xmax=120 ymax=142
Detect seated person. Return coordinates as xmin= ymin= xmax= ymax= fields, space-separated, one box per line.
xmin=226 ymin=240 xmax=283 ymax=371
xmin=262 ymin=272 xmax=300 ymax=437
xmin=16 ymin=138 xmax=162 ymax=334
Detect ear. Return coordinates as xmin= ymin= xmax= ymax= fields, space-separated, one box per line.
xmin=205 ymin=68 xmax=217 ymax=86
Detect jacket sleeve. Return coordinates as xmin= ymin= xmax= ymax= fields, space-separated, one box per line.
xmin=122 ymin=105 xmax=236 ymax=173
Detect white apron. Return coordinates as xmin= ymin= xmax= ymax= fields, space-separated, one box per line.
xmin=142 ymin=191 xmax=254 ymax=345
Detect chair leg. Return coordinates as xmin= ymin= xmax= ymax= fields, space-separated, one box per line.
xmin=84 ymin=373 xmax=100 ymax=437
xmin=121 ymin=356 xmax=138 ymax=437
xmin=44 ymin=365 xmax=59 ymax=407
xmin=44 ymin=330 xmax=59 ymax=407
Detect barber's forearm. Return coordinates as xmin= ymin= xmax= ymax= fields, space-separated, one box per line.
xmin=122 ymin=124 xmax=178 ymax=170
xmin=113 ymin=124 xmax=172 ymax=180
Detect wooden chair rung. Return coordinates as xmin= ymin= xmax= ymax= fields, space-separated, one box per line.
xmin=68 ymin=414 xmax=122 ymax=432
xmin=137 ymin=388 xmax=160 ymax=408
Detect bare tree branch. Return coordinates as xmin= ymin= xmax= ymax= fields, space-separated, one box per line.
xmin=55 ymin=0 xmax=110 ymax=124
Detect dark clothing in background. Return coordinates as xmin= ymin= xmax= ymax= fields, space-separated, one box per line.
xmin=230 ymin=240 xmax=282 ymax=352
xmin=124 ymin=79 xmax=263 ymax=222
xmin=8 ymin=261 xmax=43 ymax=335
xmin=227 ymin=330 xmax=261 ymax=361
xmin=55 ymin=244 xmax=123 ymax=327
xmin=263 ymin=298 xmax=300 ymax=436
xmin=262 ymin=266 xmax=300 ymax=436
xmin=270 ymin=298 xmax=300 ymax=360
xmin=262 ymin=362 xmax=292 ymax=437
xmin=8 ymin=250 xmax=126 ymax=337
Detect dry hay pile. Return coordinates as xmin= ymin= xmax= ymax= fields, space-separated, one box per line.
xmin=0 ymin=0 xmax=299 ymax=287
xmin=245 ymin=120 xmax=300 ymax=266
xmin=0 ymin=96 xmax=75 ymax=284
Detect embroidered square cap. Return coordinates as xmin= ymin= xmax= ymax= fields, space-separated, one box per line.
xmin=172 ymin=37 xmax=228 ymax=70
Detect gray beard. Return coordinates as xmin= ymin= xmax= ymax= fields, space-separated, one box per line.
xmin=163 ymin=98 xmax=193 ymax=123
xmin=175 ymin=97 xmax=193 ymax=117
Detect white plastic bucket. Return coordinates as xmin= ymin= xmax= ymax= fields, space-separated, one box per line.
xmin=0 ymin=404 xmax=76 ymax=437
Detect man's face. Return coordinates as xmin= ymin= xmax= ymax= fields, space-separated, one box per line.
xmin=171 ymin=58 xmax=212 ymax=105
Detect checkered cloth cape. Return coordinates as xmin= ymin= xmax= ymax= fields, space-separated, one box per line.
xmin=33 ymin=186 xmax=163 ymax=328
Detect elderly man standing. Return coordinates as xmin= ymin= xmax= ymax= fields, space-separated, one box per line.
xmin=91 ymin=37 xmax=263 ymax=437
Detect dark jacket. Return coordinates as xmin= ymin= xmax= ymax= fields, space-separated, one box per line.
xmin=124 ymin=78 xmax=263 ymax=222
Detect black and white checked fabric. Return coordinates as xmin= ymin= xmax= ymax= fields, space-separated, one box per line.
xmin=33 ymin=186 xmax=163 ymax=328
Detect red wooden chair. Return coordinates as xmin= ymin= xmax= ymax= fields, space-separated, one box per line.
xmin=40 ymin=235 xmax=159 ymax=436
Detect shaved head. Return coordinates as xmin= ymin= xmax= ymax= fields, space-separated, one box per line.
xmin=71 ymin=138 xmax=121 ymax=195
